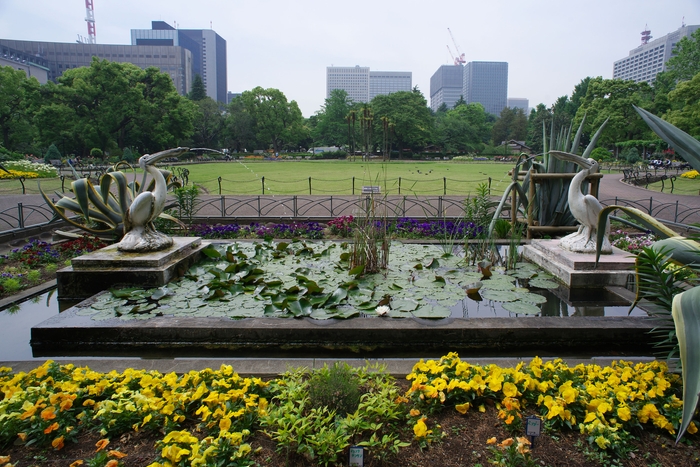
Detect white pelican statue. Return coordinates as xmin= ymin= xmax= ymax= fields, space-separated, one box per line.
xmin=550 ymin=151 xmax=612 ymax=254
xmin=117 ymin=147 xmax=189 ymax=252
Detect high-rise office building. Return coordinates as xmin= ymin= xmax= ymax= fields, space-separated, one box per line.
xmin=463 ymin=61 xmax=508 ymax=116
xmin=507 ymin=98 xmax=529 ymax=114
xmin=429 ymin=65 xmax=463 ymax=112
xmin=369 ymin=71 xmax=412 ymax=99
xmin=327 ymin=66 xmax=370 ymax=103
xmin=131 ymin=21 xmax=227 ymax=103
xmin=613 ymin=24 xmax=699 ymax=84
xmin=0 ymin=39 xmax=192 ymax=95
xmin=0 ymin=44 xmax=49 ymax=84
xmin=327 ymin=66 xmax=412 ymax=103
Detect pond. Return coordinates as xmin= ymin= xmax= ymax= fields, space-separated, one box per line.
xmin=2 ymin=241 xmax=647 ymax=360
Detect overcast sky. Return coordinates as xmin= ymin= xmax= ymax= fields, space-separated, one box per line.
xmin=1 ymin=0 xmax=698 ymax=117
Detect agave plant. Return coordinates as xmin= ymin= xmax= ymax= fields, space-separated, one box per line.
xmin=488 ymin=116 xmax=607 ymax=237
xmin=39 ymin=161 xmax=183 ymax=239
xmin=595 ymin=106 xmax=700 ymax=442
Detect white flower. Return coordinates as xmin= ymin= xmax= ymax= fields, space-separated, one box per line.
xmin=376 ymin=305 xmax=390 ymax=316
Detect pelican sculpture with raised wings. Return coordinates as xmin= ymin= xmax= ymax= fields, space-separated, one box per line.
xmin=117 ymin=147 xmax=189 ymax=252
xmin=550 ymin=150 xmax=612 ymax=254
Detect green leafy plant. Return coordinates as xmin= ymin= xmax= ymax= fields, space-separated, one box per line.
xmin=595 ymin=106 xmax=700 ymax=442
xmin=308 ymin=363 xmax=361 ymax=416
xmin=39 ymin=160 xmax=183 ymax=239
xmin=173 ymin=184 xmax=200 ymax=226
xmin=489 ymin=116 xmax=607 ymax=237
xmin=486 ymin=437 xmax=537 ymax=467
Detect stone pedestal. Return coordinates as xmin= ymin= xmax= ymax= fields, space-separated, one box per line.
xmin=57 ymin=237 xmax=206 ymax=301
xmin=522 ymin=239 xmax=636 ymax=288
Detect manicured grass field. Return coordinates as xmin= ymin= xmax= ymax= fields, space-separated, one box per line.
xmin=177 ymin=160 xmax=517 ymax=196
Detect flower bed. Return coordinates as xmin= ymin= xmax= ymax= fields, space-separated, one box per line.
xmin=609 ymin=230 xmax=657 ymax=254
xmin=0 ymin=236 xmax=106 ymax=298
xmin=0 ymin=356 xmax=697 ymax=467
xmin=189 ymin=216 xmax=483 ymax=241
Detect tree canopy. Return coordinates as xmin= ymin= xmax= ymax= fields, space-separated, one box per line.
xmin=574 ymin=77 xmax=653 ymax=147
xmin=313 ymin=89 xmax=353 ymax=147
xmin=435 ymin=103 xmax=492 ymax=153
xmin=370 ymin=89 xmax=433 ymax=153
xmin=666 ymin=28 xmax=700 ymax=82
xmin=240 ymin=86 xmax=306 ymax=153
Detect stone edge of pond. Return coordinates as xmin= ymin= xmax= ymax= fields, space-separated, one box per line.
xmin=0 ymin=279 xmax=57 ymax=310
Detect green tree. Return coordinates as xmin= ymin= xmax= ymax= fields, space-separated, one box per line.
xmin=34 ymin=58 xmax=195 ymax=156
xmin=370 ymin=89 xmax=433 ymax=154
xmin=525 ymin=104 xmax=551 ymax=153
xmin=190 ymin=98 xmax=224 ymax=149
xmin=44 ymin=143 xmax=61 ymax=163
xmin=574 ymin=77 xmax=654 ymax=147
xmin=240 ymin=86 xmax=305 ymax=153
xmin=453 ymin=96 xmax=466 ymax=109
xmin=0 ymin=66 xmax=39 ymax=151
xmin=222 ymin=96 xmax=256 ymax=153
xmin=122 ymin=147 xmax=135 ymax=163
xmin=664 ymin=72 xmax=700 ymax=138
xmin=492 ymin=107 xmax=527 ymax=145
xmin=666 ymin=28 xmax=700 ymax=82
xmin=189 ymin=74 xmax=207 ymax=101
xmin=313 ymin=89 xmax=353 ymax=147
xmin=435 ymin=102 xmax=491 ymax=153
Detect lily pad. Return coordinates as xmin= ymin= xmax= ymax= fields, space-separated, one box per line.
xmin=516 ymin=293 xmax=548 ymax=305
xmin=480 ymin=289 xmax=520 ymax=302
xmin=502 ymin=301 xmax=541 ymax=315
xmin=412 ymin=304 xmax=451 ymax=319
xmin=529 ymin=278 xmax=559 ymax=289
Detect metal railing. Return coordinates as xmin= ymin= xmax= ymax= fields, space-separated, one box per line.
xmin=0 ymin=195 xmax=697 ymax=238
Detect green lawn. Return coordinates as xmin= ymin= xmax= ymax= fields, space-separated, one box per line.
xmin=643 ymin=176 xmax=700 ymax=196
xmin=176 ymin=160 xmax=516 ymax=196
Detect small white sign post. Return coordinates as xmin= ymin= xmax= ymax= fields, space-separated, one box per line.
xmin=349 ymin=445 xmax=364 ymax=467
xmin=525 ymin=415 xmax=542 ymax=448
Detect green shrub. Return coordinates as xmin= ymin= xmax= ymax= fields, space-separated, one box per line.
xmin=44 ymin=144 xmax=61 ymax=163
xmin=308 ymin=363 xmax=361 ymax=416
xmin=26 ymin=270 xmax=41 ymax=284
xmin=90 ymin=148 xmax=104 ymax=159
xmin=621 ymin=147 xmax=641 ymax=164
xmin=493 ymin=218 xmax=511 ymax=239
xmin=1 ymin=278 xmax=21 ymax=293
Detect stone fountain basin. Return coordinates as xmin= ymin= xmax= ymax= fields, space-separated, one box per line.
xmin=31 ymin=299 xmax=655 ymax=358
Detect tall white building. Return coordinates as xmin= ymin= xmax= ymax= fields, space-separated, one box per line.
xmin=327 ymin=66 xmax=370 ymax=103
xmin=327 ymin=66 xmax=412 ymax=103
xmin=613 ymin=24 xmax=699 ymax=84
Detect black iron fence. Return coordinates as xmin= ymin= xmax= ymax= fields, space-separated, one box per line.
xmin=0 ymin=194 xmax=697 ymax=239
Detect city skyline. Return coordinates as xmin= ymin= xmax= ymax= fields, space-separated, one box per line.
xmin=0 ymin=0 xmax=696 ymax=117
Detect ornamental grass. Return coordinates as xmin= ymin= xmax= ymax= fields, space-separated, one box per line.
xmin=0 ymin=355 xmax=696 ymax=466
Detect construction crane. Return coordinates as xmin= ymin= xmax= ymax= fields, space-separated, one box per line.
xmin=446 ymin=45 xmax=460 ymax=66
xmin=447 ymin=28 xmax=465 ymax=65
xmin=85 ymin=0 xmax=96 ymax=44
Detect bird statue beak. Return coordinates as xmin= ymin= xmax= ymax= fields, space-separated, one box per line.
xmin=549 ymin=150 xmax=594 ymax=170
xmin=140 ymin=147 xmax=190 ymax=165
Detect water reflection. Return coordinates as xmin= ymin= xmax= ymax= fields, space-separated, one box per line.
xmin=0 ymin=290 xmax=59 ymax=361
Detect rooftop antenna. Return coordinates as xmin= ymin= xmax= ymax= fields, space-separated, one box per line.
xmin=210 ymin=21 xmax=213 ymax=29
xmin=641 ymin=24 xmax=652 ymax=45
xmin=682 ymin=16 xmax=686 ymax=28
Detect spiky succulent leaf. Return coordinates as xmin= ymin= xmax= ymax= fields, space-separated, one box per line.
xmin=634 ymin=106 xmax=700 ymax=173
xmin=595 ymin=205 xmax=679 ymax=264
xmin=672 ymin=287 xmax=700 ymax=442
